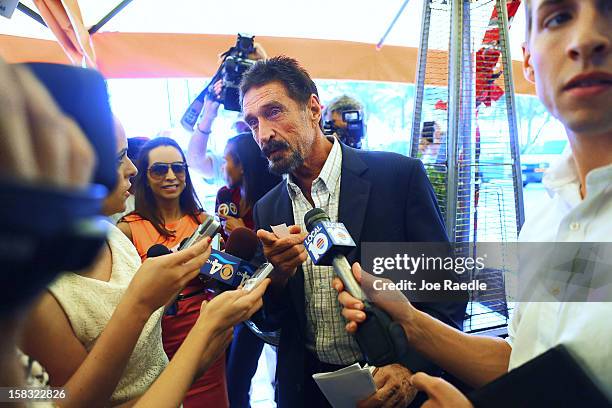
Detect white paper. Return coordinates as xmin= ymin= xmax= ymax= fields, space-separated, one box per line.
xmin=312 ymin=363 xmax=377 ymax=408
xmin=0 ymin=0 xmax=19 ymax=18
xmin=271 ymin=223 xmax=291 ymax=239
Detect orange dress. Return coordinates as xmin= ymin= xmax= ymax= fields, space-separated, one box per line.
xmin=121 ymin=212 xmax=229 ymax=408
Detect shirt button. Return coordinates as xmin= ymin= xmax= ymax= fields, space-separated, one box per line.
xmin=569 ymin=222 xmax=580 ymax=231
xmin=551 ymin=287 xmax=561 ymax=296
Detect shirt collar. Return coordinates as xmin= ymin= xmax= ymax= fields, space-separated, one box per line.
xmin=543 ymin=151 xmax=612 ymax=205
xmin=286 ymin=137 xmax=342 ymax=198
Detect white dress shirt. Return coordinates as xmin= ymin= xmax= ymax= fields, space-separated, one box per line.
xmin=507 ymin=153 xmax=612 ymax=399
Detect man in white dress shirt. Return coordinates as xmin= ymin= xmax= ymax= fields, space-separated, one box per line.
xmin=334 ymin=0 xmax=612 ymax=406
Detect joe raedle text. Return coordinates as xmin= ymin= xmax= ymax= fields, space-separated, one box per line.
xmin=373 ymin=279 xmax=488 ymax=292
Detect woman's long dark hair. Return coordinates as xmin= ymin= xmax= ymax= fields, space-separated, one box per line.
xmin=131 ymin=137 xmax=202 ymax=238
xmin=226 ymin=133 xmax=282 ymax=207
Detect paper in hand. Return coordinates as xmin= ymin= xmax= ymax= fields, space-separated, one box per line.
xmin=271 ymin=223 xmax=291 ymax=239
xmin=312 ymin=363 xmax=377 ymax=408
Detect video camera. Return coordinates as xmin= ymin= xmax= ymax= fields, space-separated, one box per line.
xmin=323 ymin=110 xmax=365 ymax=149
xmin=181 ymin=34 xmax=257 ymax=131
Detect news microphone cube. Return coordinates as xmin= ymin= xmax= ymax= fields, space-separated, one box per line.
xmin=200 ymin=249 xmax=256 ymax=287
xmin=304 ymin=221 xmax=356 ymax=266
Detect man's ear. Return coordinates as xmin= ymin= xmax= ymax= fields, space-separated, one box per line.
xmin=308 ymin=94 xmax=322 ymax=124
xmin=522 ymin=42 xmax=536 ymax=84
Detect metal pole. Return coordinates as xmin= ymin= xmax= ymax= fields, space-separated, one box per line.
xmin=376 ymin=0 xmax=412 ymax=50
xmin=410 ymin=0 xmax=433 ymax=158
xmin=456 ymin=0 xmax=473 ymax=243
xmin=445 ymin=0 xmax=465 ymax=240
xmin=16 ymin=2 xmax=47 ymax=27
xmin=89 ymin=0 xmax=134 ymax=34
xmin=497 ymin=0 xmax=525 ymax=231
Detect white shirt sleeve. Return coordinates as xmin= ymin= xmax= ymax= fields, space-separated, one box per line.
xmin=505 ymin=302 xmax=523 ymax=347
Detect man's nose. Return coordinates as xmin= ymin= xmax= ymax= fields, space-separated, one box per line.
xmin=566 ymin=6 xmax=611 ymax=64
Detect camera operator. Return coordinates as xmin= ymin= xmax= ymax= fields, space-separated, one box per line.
xmin=186 ymin=38 xmax=268 ymax=181
xmin=323 ymin=94 xmax=366 ymax=149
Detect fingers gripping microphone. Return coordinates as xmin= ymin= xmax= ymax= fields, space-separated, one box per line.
xmin=304 ymin=208 xmax=411 ymax=368
xmin=146 ymin=244 xmax=180 ymax=316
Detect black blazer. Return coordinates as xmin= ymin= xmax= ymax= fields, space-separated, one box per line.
xmin=252 ymin=143 xmax=466 ymax=408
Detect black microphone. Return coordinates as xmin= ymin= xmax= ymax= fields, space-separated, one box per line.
xmin=147 ymin=244 xmax=171 ymax=258
xmin=303 ymin=208 xmax=411 ymax=368
xmin=215 ymin=188 xmax=239 ymax=218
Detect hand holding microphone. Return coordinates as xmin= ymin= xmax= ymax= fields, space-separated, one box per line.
xmin=303 ymin=208 xmax=412 ymax=368
xmin=333 ymin=263 xmax=417 ymax=335
xmin=125 ymin=237 xmax=213 ymax=315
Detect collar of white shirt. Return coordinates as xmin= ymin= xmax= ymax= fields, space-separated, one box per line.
xmin=285 ymin=136 xmax=342 ymax=198
xmin=542 ymin=152 xmax=612 ymax=206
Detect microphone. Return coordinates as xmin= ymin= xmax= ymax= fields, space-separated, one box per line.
xmin=215 ymin=188 xmax=239 ymax=218
xmin=145 ymin=244 xmax=179 ymax=316
xmin=178 ymin=213 xmax=221 ymax=251
xmin=303 ymin=208 xmax=411 ymax=368
xmin=225 ymin=227 xmax=258 ymax=260
xmin=147 ymin=244 xmax=171 ymax=259
xmin=303 ymin=208 xmax=362 ymax=298
xmin=200 ymin=227 xmax=258 ymax=290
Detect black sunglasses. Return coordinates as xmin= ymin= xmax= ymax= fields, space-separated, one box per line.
xmin=148 ymin=162 xmax=187 ymax=180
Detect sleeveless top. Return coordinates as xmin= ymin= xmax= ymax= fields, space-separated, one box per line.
xmin=121 ymin=213 xmax=204 ymax=260
xmin=48 ymin=222 xmax=167 ymax=406
xmin=121 ymin=212 xmax=230 ymax=408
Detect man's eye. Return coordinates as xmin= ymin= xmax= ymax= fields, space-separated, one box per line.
xmin=247 ymin=119 xmax=258 ymax=128
xmin=268 ymin=107 xmax=282 ymax=117
xmin=544 ymin=12 xmax=571 ymax=28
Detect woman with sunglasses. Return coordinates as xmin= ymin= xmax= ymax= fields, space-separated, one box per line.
xmin=118 ymin=137 xmax=227 ymax=408
xmin=217 ymin=132 xmax=282 ymax=408
xmin=18 ymin=115 xmax=234 ymax=406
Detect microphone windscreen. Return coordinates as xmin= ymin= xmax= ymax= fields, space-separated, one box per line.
xmin=147 ymin=244 xmax=171 ymax=258
xmin=179 ymin=237 xmax=189 ymax=248
xmin=216 ymin=188 xmax=238 ymax=217
xmin=304 ymin=207 xmax=330 ymax=232
xmin=225 ymin=227 xmax=258 ymax=261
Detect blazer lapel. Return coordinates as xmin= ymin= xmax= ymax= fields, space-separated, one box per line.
xmin=338 ymin=145 xmax=371 ymax=262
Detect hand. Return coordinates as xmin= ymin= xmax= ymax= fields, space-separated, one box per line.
xmin=332 ymin=262 xmax=417 ymax=334
xmin=217 ymin=213 xmax=246 ymax=235
xmin=197 ymin=80 xmax=223 ymax=131
xmin=195 ymin=299 xmax=235 ymax=375
xmin=125 ymin=237 xmax=212 ymax=313
xmin=0 ymin=60 xmax=95 ymax=188
xmin=410 ymin=373 xmax=473 ymax=408
xmin=256 ymin=225 xmax=308 ymax=286
xmin=197 ymin=278 xmax=271 ymax=334
xmin=358 ymin=364 xmax=416 ymax=408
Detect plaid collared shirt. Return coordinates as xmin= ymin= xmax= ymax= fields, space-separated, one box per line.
xmin=286 ymin=137 xmax=363 ymax=365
